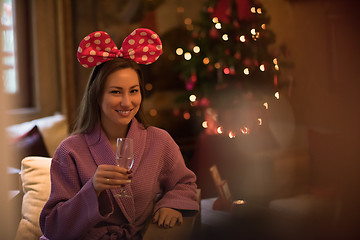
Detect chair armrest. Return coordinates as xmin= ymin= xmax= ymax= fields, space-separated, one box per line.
xmin=143 ymin=215 xmax=197 ymax=240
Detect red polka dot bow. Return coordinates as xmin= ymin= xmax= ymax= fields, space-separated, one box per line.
xmin=77 ymin=28 xmax=162 ymax=68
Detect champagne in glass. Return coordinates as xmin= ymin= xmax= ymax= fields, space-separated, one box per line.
xmin=115 ymin=137 xmax=134 ymax=198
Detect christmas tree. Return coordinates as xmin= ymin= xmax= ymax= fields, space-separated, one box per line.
xmin=174 ymin=0 xmax=288 ymax=138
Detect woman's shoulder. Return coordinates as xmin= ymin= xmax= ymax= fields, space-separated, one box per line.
xmin=146 ymin=126 xmax=173 ymax=140
xmin=55 ymin=133 xmax=86 ymax=153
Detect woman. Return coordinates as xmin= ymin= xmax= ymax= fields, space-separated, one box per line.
xmin=39 ymin=29 xmax=199 ymax=240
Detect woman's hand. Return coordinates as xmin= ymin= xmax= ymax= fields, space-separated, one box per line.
xmin=153 ymin=208 xmax=183 ymax=228
xmin=92 ymin=164 xmax=132 ymax=196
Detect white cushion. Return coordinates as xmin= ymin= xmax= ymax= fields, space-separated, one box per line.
xmin=15 ymin=156 xmax=52 ymax=240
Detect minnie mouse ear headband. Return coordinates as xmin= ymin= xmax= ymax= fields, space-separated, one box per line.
xmin=77 ymin=28 xmax=163 ymax=68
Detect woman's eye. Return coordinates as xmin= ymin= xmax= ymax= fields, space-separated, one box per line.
xmin=110 ymin=90 xmax=120 ymax=94
xmin=130 ymin=89 xmax=139 ymax=94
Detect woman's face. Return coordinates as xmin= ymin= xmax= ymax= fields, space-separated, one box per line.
xmin=100 ymin=68 xmax=142 ymax=133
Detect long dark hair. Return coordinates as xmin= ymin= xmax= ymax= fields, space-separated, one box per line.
xmin=72 ymin=58 xmax=148 ymax=134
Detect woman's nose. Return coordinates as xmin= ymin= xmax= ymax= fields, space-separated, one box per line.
xmin=121 ymin=93 xmax=131 ymax=107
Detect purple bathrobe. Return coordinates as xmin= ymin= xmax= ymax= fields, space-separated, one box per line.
xmin=39 ymin=119 xmax=199 ymax=240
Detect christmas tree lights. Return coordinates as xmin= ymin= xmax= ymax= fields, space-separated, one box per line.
xmin=173 ymin=0 xmax=291 ymax=138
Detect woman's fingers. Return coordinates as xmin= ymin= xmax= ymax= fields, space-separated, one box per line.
xmin=93 ymin=164 xmax=132 ymax=195
xmin=153 ymin=208 xmax=183 ymax=228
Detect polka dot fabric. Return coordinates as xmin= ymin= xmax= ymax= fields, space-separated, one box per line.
xmin=77 ymin=28 xmax=162 ymax=68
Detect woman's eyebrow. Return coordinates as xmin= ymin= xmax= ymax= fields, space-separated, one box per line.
xmin=109 ymin=84 xmax=140 ymax=89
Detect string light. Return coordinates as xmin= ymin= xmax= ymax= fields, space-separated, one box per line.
xmin=145 ymin=83 xmax=153 ymax=91
xmin=202 ymin=121 xmax=208 ymax=128
xmin=149 ymin=109 xmax=157 ymax=117
xmin=203 ymin=57 xmax=210 ymax=64
xmin=260 ymin=64 xmax=265 ymax=71
xmin=251 ymin=28 xmax=256 ymax=35
xmin=223 ymin=67 xmax=230 ymax=74
xmin=183 ymin=112 xmax=191 ymax=120
xmin=258 ymin=118 xmax=262 ymax=126
xmin=214 ymin=62 xmax=221 ymax=69
xmin=212 ymin=17 xmax=219 ymax=23
xmin=275 ymin=91 xmax=280 ymax=99
xmin=189 ymin=94 xmax=197 ymax=102
xmin=184 ymin=52 xmax=192 ymax=60
xmin=273 ymin=58 xmax=278 ymax=65
xmin=244 ymin=68 xmax=250 ymax=75
xmin=184 ymin=18 xmax=192 ymax=25
xmin=228 ymin=131 xmax=236 ymax=138
xmin=251 ymin=7 xmax=256 ymax=13
xmin=193 ymin=46 xmax=200 ymax=53
xmin=217 ymin=126 xmax=223 ymax=134
xmin=215 ymin=23 xmax=222 ymax=29
xmin=222 ymin=34 xmax=229 ymax=41
xmin=239 ymin=35 xmax=246 ymax=42
xmin=274 ymin=64 xmax=280 ymax=70
xmin=257 ymin=8 xmax=262 ymax=14
xmin=176 ymin=48 xmax=183 ymax=55
xmin=263 ymin=102 xmax=269 ymax=109
xmin=261 ymin=24 xmax=266 ymax=30
xmin=240 ymin=126 xmax=250 ymax=135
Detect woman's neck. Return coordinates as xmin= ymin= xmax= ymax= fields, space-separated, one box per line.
xmin=101 ymin=121 xmax=129 ymax=146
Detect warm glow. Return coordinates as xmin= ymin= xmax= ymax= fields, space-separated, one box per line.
xmin=263 ymin=102 xmax=269 ymax=109
xmin=240 ymin=126 xmax=250 ymax=135
xmin=258 ymin=118 xmax=262 ymax=126
xmin=261 ymin=24 xmax=266 ymax=30
xmin=275 ymin=91 xmax=280 ymax=99
xmin=244 ymin=68 xmax=249 ymax=75
xmin=273 ymin=58 xmax=278 ymax=65
xmin=257 ymin=8 xmax=262 ymax=14
xmin=214 ymin=62 xmax=221 ymax=69
xmin=212 ymin=17 xmax=219 ymax=23
xmin=202 ymin=121 xmax=208 ymax=128
xmin=223 ymin=67 xmax=230 ymax=74
xmin=251 ymin=28 xmax=256 ymax=35
xmin=215 ymin=22 xmax=222 ymax=29
xmin=260 ymin=64 xmax=265 ymax=71
xmin=186 ymin=24 xmax=194 ymax=31
xmin=149 ymin=109 xmax=157 ymax=117
xmin=183 ymin=112 xmax=191 ymax=120
xmin=184 ymin=52 xmax=192 ymax=60
xmin=222 ymin=34 xmax=229 ymax=41
xmin=275 ymin=64 xmax=280 ymax=70
xmin=233 ymin=199 xmax=246 ymax=205
xmin=217 ymin=126 xmax=223 ymax=134
xmin=239 ymin=35 xmax=246 ymax=42
xmin=184 ymin=18 xmax=192 ymax=25
xmin=177 ymin=6 xmax=184 ymax=13
xmin=228 ymin=131 xmax=236 ymax=138
xmin=193 ymin=46 xmax=200 ymax=53
xmin=176 ymin=48 xmax=183 ymax=55
xmin=203 ymin=57 xmax=210 ymax=64
xmin=189 ymin=94 xmax=197 ymax=102
xmin=145 ymin=83 xmax=153 ymax=91
xmin=251 ymin=7 xmax=256 ymax=13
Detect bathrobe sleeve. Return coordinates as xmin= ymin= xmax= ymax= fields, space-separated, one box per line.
xmin=151 ymin=129 xmax=199 ymax=214
xmin=39 ymin=136 xmax=114 ymax=240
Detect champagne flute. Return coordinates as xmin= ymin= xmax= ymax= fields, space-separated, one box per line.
xmin=115 ymin=137 xmax=134 ymax=198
